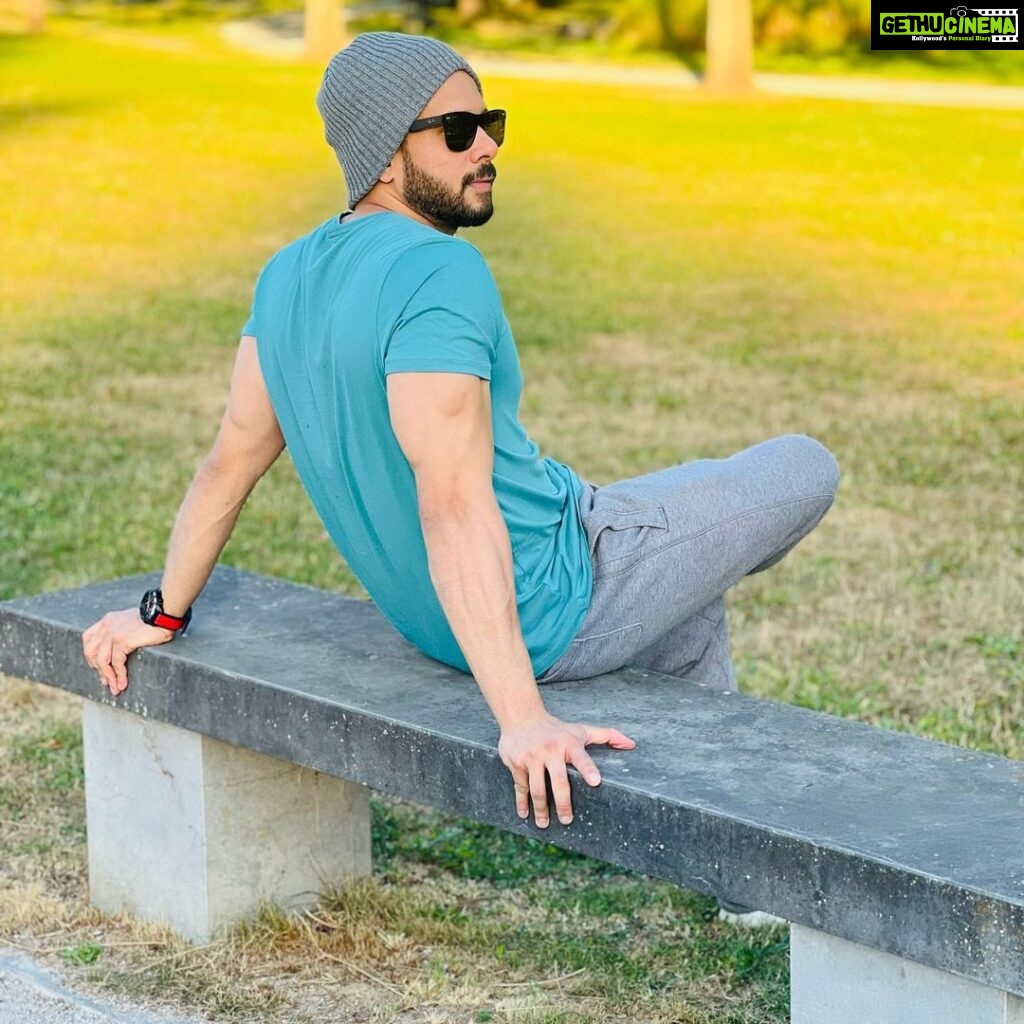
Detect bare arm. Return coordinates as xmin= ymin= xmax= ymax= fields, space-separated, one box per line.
xmin=159 ymin=336 xmax=285 ymax=615
xmin=386 ymin=371 xmax=634 ymax=828
xmin=389 ymin=371 xmax=541 ymax=724
xmin=83 ymin=336 xmax=284 ymax=692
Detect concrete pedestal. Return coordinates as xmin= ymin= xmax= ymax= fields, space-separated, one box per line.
xmin=791 ymin=924 xmax=1024 ymax=1024
xmin=82 ymin=701 xmax=371 ymax=944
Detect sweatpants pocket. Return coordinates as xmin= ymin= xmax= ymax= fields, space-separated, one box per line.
xmin=585 ymin=498 xmax=669 ymax=577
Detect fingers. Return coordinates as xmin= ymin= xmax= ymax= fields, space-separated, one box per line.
xmin=568 ymin=745 xmax=602 ymax=788
xmin=529 ymin=766 xmax=550 ymax=829
xmin=512 ymin=774 xmax=530 ymax=820
xmin=507 ymin=763 xmax=564 ymax=829
xmin=516 ymin=761 xmax=574 ymax=829
xmin=99 ymin=643 xmax=119 ymax=693
xmin=547 ymin=758 xmax=574 ymax=825
xmin=111 ymin=645 xmax=129 ymax=692
xmin=86 ymin=633 xmax=117 ymax=693
xmin=82 ymin=614 xmax=133 ymax=696
xmin=583 ymin=725 xmax=637 ymax=750
xmin=547 ymin=745 xmax=606 ymax=823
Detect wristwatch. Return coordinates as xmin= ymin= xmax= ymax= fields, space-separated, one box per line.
xmin=140 ymin=588 xmax=192 ymax=634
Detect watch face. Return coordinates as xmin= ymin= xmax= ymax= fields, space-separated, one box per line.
xmin=140 ymin=589 xmax=161 ymax=624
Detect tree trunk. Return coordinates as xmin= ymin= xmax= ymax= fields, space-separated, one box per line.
xmin=654 ymin=0 xmax=675 ymax=50
xmin=305 ymin=0 xmax=347 ymax=64
xmin=456 ymin=0 xmax=485 ymax=20
xmin=26 ymin=0 xmax=46 ymax=33
xmin=704 ymin=0 xmax=755 ymax=94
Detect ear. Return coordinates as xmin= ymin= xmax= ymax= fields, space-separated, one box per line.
xmin=378 ymin=152 xmax=399 ymax=186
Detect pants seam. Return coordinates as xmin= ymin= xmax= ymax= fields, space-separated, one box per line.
xmin=595 ymin=491 xmax=835 ymax=580
xmin=572 ymin=622 xmax=644 ymax=645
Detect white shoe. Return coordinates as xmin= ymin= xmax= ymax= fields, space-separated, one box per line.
xmin=717 ymin=905 xmax=788 ymax=929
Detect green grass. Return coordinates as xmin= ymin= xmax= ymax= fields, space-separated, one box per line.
xmin=1 ymin=17 xmax=1022 ymax=1024
xmin=752 ymin=45 xmax=1024 ymax=84
xmin=60 ymin=941 xmax=103 ymax=964
xmin=370 ymin=799 xmax=789 ymax=1018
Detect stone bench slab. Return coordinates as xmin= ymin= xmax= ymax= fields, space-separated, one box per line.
xmin=2 ymin=567 xmax=1023 ymax=995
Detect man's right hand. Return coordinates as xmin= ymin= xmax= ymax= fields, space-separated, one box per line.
xmin=82 ymin=610 xmax=174 ymax=696
xmin=497 ymin=711 xmax=636 ymax=829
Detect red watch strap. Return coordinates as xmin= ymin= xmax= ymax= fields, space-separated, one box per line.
xmin=152 ymin=610 xmax=187 ymax=631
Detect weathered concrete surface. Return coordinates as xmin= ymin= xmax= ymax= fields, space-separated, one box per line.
xmin=3 ymin=568 xmax=1024 ymax=993
xmin=790 ymin=924 xmax=1024 ymax=1024
xmin=82 ymin=701 xmax=371 ymax=944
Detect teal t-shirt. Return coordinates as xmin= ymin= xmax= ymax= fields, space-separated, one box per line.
xmin=242 ymin=211 xmax=593 ymax=677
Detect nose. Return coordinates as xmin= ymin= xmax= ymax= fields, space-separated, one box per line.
xmin=470 ymin=125 xmax=499 ymax=162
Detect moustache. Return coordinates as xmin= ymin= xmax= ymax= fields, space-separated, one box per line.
xmin=463 ymin=164 xmax=497 ymax=187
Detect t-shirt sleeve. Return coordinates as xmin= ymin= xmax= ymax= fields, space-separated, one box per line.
xmin=241 ymin=307 xmax=256 ymax=338
xmin=380 ymin=240 xmax=500 ymax=381
xmin=240 ymin=254 xmax=277 ymax=340
xmin=241 ymin=271 xmax=260 ymax=340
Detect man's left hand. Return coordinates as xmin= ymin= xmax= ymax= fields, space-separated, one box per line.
xmin=82 ymin=610 xmax=174 ymax=696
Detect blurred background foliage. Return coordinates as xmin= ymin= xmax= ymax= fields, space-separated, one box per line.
xmin=19 ymin=0 xmax=1023 ymax=81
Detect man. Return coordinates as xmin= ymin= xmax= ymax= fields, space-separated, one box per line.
xmin=83 ymin=33 xmax=839 ymax=925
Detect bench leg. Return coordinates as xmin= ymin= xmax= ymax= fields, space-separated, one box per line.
xmin=790 ymin=923 xmax=1024 ymax=1024
xmin=82 ymin=701 xmax=371 ymax=944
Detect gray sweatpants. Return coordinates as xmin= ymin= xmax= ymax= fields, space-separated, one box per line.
xmin=536 ymin=434 xmax=840 ymax=687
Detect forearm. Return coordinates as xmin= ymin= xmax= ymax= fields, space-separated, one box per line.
xmin=421 ymin=501 xmax=546 ymax=729
xmin=160 ymin=457 xmax=252 ymax=616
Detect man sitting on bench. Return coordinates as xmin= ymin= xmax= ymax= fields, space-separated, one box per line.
xmin=81 ymin=33 xmax=839 ymax=925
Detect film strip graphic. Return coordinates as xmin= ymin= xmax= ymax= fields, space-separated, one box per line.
xmin=964 ymin=7 xmax=1018 ymax=40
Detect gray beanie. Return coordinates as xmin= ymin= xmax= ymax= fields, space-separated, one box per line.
xmin=316 ymin=32 xmax=482 ymax=206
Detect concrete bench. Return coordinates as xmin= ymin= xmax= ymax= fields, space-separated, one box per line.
xmin=2 ymin=567 xmax=1023 ymax=1024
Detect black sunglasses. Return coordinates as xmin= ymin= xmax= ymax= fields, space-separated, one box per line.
xmin=407 ymin=109 xmax=506 ymax=152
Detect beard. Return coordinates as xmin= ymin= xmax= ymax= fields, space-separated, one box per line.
xmin=399 ymin=145 xmax=496 ymax=230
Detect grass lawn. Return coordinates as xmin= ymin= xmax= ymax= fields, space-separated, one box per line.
xmin=1 ymin=17 xmax=1022 ymax=1024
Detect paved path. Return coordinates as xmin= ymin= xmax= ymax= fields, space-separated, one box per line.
xmin=220 ymin=15 xmax=1024 ymax=110
xmin=0 ymin=950 xmax=204 ymax=1024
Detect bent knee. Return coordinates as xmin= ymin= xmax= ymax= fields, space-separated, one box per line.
xmin=777 ymin=433 xmax=840 ymax=502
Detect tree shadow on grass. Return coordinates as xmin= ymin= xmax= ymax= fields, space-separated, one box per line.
xmin=0 ymin=99 xmax=103 ymax=133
